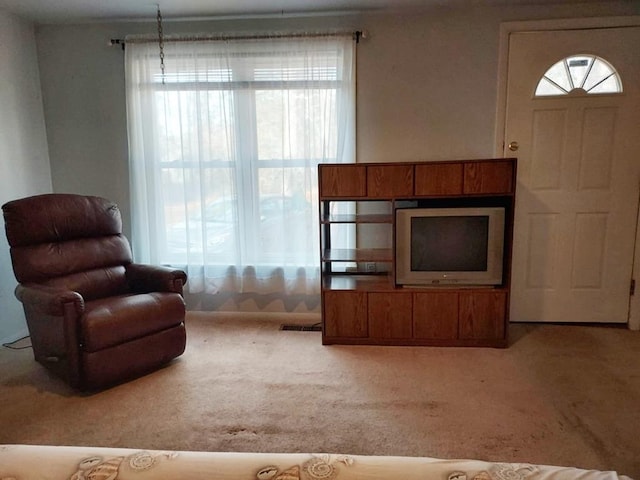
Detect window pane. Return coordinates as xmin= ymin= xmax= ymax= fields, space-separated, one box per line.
xmin=588 ymin=75 xmax=621 ymax=94
xmin=584 ymin=59 xmax=617 ymax=92
xmin=255 ymin=89 xmax=337 ymax=161
xmin=254 ymin=65 xmax=338 ymax=81
xmin=545 ymin=60 xmax=572 ymax=92
xmin=535 ymin=77 xmax=567 ymax=97
xmin=154 ymin=68 xmax=233 ymax=84
xmin=155 ymin=91 xmax=236 ymax=163
xmin=163 ymin=168 xmax=237 ymax=264
xmin=567 ymin=55 xmax=593 ymax=89
xmin=205 ymin=91 xmax=236 ymax=162
xmin=257 ymin=167 xmax=317 ymax=262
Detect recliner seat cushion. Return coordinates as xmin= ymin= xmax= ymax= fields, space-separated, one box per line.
xmin=82 ymin=292 xmax=185 ymax=352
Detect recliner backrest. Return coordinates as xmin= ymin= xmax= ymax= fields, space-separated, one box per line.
xmin=3 ymin=194 xmax=133 ymax=300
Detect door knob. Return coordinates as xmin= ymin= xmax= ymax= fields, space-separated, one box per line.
xmin=508 ymin=141 xmax=519 ymax=152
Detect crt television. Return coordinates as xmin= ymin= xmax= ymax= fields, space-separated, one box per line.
xmin=395 ymin=206 xmax=505 ymax=287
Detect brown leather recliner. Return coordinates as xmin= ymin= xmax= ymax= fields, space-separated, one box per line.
xmin=2 ymin=193 xmax=187 ymax=391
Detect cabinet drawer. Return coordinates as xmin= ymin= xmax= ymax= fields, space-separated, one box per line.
xmin=368 ymin=292 xmax=413 ymax=339
xmin=463 ymin=160 xmax=514 ymax=194
xmin=367 ymin=165 xmax=413 ymax=198
xmin=458 ymin=291 xmax=507 ymax=340
xmin=415 ymin=163 xmax=463 ymax=196
xmin=323 ymin=291 xmax=368 ymax=337
xmin=319 ymin=165 xmax=366 ymax=197
xmin=412 ymin=292 xmax=459 ymax=340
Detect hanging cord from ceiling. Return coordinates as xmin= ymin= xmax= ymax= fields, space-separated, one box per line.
xmin=157 ymin=4 xmax=165 ymax=84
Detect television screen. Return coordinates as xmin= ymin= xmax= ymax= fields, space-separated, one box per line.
xmin=396 ymin=207 xmax=505 ymax=286
xmin=411 ymin=216 xmax=489 ymax=272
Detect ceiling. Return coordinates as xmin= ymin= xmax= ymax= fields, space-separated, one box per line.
xmin=0 ymin=0 xmax=608 ymax=25
xmin=0 ymin=0 xmax=437 ymax=24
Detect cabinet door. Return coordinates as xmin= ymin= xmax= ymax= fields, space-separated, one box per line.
xmin=323 ymin=291 xmax=368 ymax=337
xmin=319 ymin=165 xmax=366 ymax=197
xmin=368 ymin=292 xmax=413 ymax=339
xmin=412 ymin=292 xmax=459 ymax=339
xmin=458 ymin=291 xmax=507 ymax=340
xmin=463 ymin=160 xmax=514 ymax=194
xmin=414 ymin=163 xmax=463 ymax=196
xmin=367 ymin=165 xmax=413 ymax=198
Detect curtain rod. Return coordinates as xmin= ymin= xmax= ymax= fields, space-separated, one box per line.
xmin=109 ymin=30 xmax=366 ymax=49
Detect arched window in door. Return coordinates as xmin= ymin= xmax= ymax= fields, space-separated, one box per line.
xmin=535 ymin=55 xmax=622 ymax=97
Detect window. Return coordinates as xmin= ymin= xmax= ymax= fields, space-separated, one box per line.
xmin=125 ymin=35 xmax=356 ymax=299
xmin=535 ymin=55 xmax=622 ymax=97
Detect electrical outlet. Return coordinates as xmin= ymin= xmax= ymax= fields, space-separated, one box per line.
xmin=365 ymin=262 xmax=376 ymax=273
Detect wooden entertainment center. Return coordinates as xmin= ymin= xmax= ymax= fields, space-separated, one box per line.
xmin=318 ymin=158 xmax=516 ymax=348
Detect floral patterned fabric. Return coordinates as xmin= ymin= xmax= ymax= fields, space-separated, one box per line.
xmin=0 ymin=445 xmax=632 ymax=480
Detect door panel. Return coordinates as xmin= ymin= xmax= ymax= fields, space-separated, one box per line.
xmin=505 ymin=27 xmax=640 ymax=323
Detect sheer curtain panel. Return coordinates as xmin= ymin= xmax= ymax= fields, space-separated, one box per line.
xmin=125 ymin=34 xmax=356 ymax=312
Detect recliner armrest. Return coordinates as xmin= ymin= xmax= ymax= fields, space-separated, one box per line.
xmin=14 ymin=283 xmax=85 ymax=388
xmin=125 ymin=263 xmax=187 ymax=294
xmin=15 ymin=284 xmax=85 ymax=316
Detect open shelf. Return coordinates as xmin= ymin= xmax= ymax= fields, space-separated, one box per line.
xmin=322 ymin=248 xmax=393 ymax=263
xmin=321 ymin=213 xmax=393 ymax=224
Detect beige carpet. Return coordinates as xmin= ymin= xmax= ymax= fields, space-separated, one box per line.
xmin=0 ymin=312 xmax=639 ymax=477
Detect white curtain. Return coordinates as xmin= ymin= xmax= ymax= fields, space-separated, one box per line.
xmin=125 ymin=33 xmax=356 ymax=310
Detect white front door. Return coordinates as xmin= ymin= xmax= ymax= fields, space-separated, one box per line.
xmin=505 ymin=26 xmax=640 ymax=323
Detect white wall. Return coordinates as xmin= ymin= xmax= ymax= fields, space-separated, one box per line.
xmin=0 ymin=9 xmax=52 ymax=343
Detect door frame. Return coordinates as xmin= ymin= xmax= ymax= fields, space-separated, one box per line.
xmin=494 ymin=15 xmax=640 ymax=330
